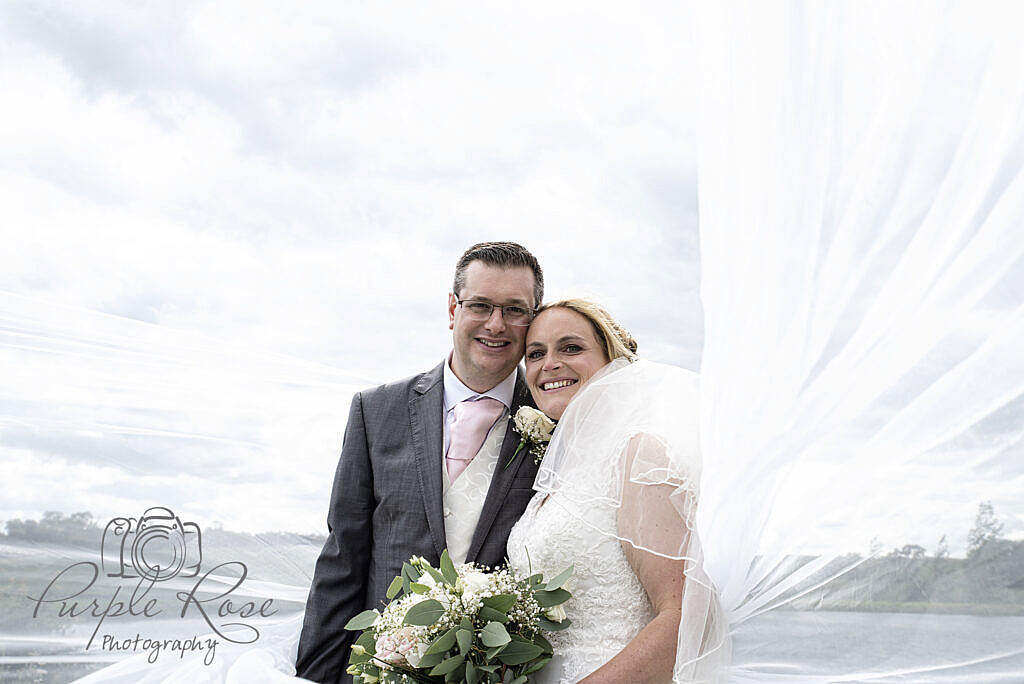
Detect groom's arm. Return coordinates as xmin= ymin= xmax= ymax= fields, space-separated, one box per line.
xmin=296 ymin=391 xmax=374 ymax=684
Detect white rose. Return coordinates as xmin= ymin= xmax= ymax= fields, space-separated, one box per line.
xmin=544 ymin=604 xmax=567 ymax=623
xmin=514 ymin=406 xmax=555 ymax=441
xmin=460 ymin=569 xmax=490 ymax=595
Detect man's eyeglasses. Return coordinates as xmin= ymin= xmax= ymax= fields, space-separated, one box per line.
xmin=454 ymin=297 xmax=536 ymax=326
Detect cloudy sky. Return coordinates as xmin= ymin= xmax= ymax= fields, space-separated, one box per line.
xmin=1 ymin=1 xmax=701 ymax=534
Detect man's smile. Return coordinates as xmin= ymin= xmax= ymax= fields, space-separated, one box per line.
xmin=476 ymin=337 xmax=511 ymax=349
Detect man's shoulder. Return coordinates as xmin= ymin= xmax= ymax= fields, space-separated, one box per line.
xmin=357 ymin=362 xmax=445 ymax=404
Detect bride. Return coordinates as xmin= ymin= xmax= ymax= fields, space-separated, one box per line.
xmin=507 ymin=298 xmax=714 ymax=684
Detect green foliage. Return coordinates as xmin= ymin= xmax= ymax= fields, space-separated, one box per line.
xmin=425 ymin=628 xmax=457 ymax=656
xmin=345 ymin=609 xmax=380 ymax=631
xmin=344 ymin=551 xmax=574 ymax=683
xmin=2 ymin=511 xmax=101 ymax=546
xmin=968 ymin=501 xmax=1005 ymax=559
xmin=429 ymin=653 xmax=464 ymax=676
xmin=787 ymin=539 xmax=1024 ymax=614
xmin=544 ymin=566 xmax=574 ymax=591
xmin=403 ymin=599 xmax=446 ymax=626
xmin=534 ymin=588 xmax=571 ymax=607
xmin=496 ymin=639 xmax=544 ymax=665
xmin=439 ymin=549 xmax=458 ymax=585
xmin=480 ymin=594 xmax=516 ymax=612
xmin=479 ymin=621 xmax=511 ymax=647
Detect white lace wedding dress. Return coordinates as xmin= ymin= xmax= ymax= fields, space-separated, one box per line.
xmin=506 ymin=359 xmax=703 ymax=684
xmin=507 ymin=493 xmax=655 ymax=683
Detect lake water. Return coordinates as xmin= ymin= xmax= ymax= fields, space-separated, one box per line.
xmin=732 ymin=611 xmax=1024 ymax=682
xmin=3 ymin=611 xmax=1023 ymax=682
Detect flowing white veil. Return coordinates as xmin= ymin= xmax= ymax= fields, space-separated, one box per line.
xmin=693 ymin=2 xmax=1024 ymax=681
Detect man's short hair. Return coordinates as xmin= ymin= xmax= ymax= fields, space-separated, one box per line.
xmin=453 ymin=242 xmax=544 ymax=308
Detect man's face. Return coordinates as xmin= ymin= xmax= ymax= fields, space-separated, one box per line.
xmin=448 ymin=261 xmax=536 ymax=393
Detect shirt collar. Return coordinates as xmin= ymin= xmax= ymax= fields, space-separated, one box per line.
xmin=443 ymin=351 xmax=517 ymax=413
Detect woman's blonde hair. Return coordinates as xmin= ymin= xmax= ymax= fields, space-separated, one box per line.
xmin=537 ymin=298 xmax=638 ymax=362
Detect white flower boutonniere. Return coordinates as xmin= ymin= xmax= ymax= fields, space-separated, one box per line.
xmin=506 ymin=405 xmax=555 ymax=468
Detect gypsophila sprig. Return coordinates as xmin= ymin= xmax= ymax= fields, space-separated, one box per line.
xmin=344 ymin=549 xmax=572 ymax=684
xmin=505 ymin=406 xmax=555 ymax=468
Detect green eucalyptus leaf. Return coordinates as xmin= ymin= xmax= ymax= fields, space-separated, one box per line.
xmin=466 ymin=661 xmax=479 ymax=684
xmin=485 ymin=645 xmax=506 ymax=660
xmin=409 ymin=582 xmax=431 ymax=594
xmin=385 ymin=574 xmax=404 ymax=600
xmin=532 ymin=632 xmax=553 ymax=654
xmin=416 ymin=651 xmax=445 ymax=669
xmin=480 ymin=594 xmax=516 ymax=612
xmin=523 ymin=656 xmax=552 ymax=675
xmin=439 ymin=549 xmax=458 ymax=585
xmin=510 ymin=676 xmax=528 ymax=684
xmin=496 ymin=640 xmax=544 ymax=665
xmin=479 ymin=621 xmax=511 ymax=647
xmin=456 ymin=628 xmax=473 ymax=654
xmin=538 ymin=616 xmax=572 ymax=632
xmin=403 ymin=599 xmax=446 ymax=626
xmin=425 ymin=627 xmax=458 ymax=656
xmin=445 ymin=662 xmax=467 ymax=682
xmin=343 ymin=610 xmax=379 ymax=631
xmin=534 ymin=588 xmax=571 ymax=608
xmin=543 ymin=566 xmax=574 ymax=591
xmin=478 ymin=606 xmax=508 ymax=623
xmin=423 ymin=564 xmax=446 ymax=584
xmin=403 ymin=561 xmax=422 ymax=581
xmin=355 ymin=631 xmax=376 ymax=652
xmin=429 ymin=653 xmax=465 ymax=676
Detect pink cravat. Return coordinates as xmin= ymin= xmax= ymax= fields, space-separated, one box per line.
xmin=446 ymin=397 xmax=505 ymax=482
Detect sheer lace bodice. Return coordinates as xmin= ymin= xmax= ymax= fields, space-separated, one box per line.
xmin=507 ymin=491 xmax=654 ymax=683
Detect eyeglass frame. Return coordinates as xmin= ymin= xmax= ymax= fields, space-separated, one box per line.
xmin=452 ymin=296 xmax=537 ymax=326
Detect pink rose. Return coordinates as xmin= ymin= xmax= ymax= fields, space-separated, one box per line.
xmin=374 ymin=626 xmax=421 ymax=666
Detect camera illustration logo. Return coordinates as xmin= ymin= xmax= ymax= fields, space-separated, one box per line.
xmin=101 ymin=506 xmax=203 ymax=582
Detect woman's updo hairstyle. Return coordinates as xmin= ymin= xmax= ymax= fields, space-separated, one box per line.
xmin=536 ymin=298 xmax=638 ymax=362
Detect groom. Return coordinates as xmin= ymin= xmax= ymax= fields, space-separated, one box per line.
xmin=295 ymin=242 xmax=544 ymax=683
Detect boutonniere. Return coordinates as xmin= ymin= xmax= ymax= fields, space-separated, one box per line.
xmin=505 ymin=406 xmax=555 ymax=468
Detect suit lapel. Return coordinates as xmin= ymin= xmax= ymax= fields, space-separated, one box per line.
xmin=465 ymin=368 xmax=536 ymax=563
xmin=409 ymin=363 xmax=447 ymax=558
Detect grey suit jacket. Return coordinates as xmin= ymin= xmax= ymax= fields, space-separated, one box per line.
xmin=295 ymin=362 xmax=539 ymax=683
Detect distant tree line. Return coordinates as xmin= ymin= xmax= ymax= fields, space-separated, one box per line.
xmin=2 ymin=511 xmax=102 ymax=547
xmin=0 ymin=502 xmax=1015 ymax=561
xmin=881 ymin=501 xmax=1015 ymax=563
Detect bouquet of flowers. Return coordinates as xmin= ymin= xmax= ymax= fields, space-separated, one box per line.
xmin=345 ymin=550 xmax=572 ymax=684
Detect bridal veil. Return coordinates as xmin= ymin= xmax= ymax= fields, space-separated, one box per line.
xmin=692 ymin=1 xmax=1024 ymax=681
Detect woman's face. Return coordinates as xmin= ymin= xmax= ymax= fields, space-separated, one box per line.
xmin=525 ymin=307 xmax=610 ymax=420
